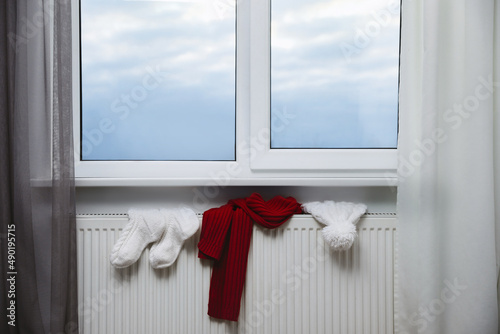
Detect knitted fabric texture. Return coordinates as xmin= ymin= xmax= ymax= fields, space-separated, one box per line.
xmin=110 ymin=208 xmax=200 ymax=269
xmin=149 ymin=207 xmax=200 ymax=269
xmin=302 ymin=201 xmax=367 ymax=251
xmin=110 ymin=209 xmax=166 ymax=268
xmin=198 ymin=193 xmax=302 ymax=321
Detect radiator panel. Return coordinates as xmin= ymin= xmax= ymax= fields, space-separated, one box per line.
xmin=77 ymin=215 xmax=396 ymax=334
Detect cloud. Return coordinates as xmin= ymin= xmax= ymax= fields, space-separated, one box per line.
xmin=81 ymin=0 xmax=399 ymax=159
xmin=270 ymin=0 xmax=400 ymax=148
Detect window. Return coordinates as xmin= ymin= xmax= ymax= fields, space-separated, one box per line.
xmin=249 ymin=0 xmax=400 ymax=171
xmin=79 ymin=0 xmax=236 ymax=161
xmin=74 ymin=0 xmax=401 ymax=184
xmin=270 ymin=0 xmax=399 ymax=149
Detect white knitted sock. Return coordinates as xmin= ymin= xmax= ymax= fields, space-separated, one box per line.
xmin=302 ymin=201 xmax=367 ymax=251
xmin=149 ymin=207 xmax=200 ymax=269
xmin=110 ymin=209 xmax=166 ymax=268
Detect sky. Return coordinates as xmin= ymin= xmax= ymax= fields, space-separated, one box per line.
xmin=271 ymin=0 xmax=400 ymax=148
xmin=80 ymin=0 xmax=400 ymax=161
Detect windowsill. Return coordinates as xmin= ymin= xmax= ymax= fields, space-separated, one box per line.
xmin=73 ymin=176 xmax=397 ymax=187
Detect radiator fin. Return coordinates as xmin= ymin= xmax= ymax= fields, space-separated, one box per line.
xmin=77 ymin=216 xmax=396 ymax=334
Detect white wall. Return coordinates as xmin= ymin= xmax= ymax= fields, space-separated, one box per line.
xmin=76 ymin=186 xmax=396 ymax=215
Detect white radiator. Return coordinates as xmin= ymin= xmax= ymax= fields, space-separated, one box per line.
xmin=77 ymin=214 xmax=397 ymax=334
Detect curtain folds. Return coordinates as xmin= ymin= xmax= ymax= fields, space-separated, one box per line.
xmin=0 ymin=1 xmax=78 ymax=333
xmin=397 ymin=1 xmax=500 ymax=333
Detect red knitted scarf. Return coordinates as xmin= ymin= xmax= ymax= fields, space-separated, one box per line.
xmin=197 ymin=193 xmax=303 ymax=321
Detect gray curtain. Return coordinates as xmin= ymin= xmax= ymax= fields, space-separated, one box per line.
xmin=0 ymin=0 xmax=78 ymax=333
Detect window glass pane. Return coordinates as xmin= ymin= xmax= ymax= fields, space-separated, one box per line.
xmin=271 ymin=0 xmax=400 ymax=149
xmin=81 ymin=0 xmax=235 ymax=160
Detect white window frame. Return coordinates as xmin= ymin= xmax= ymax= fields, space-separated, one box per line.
xmin=72 ymin=0 xmax=399 ymax=187
xmin=249 ymin=0 xmax=397 ymax=173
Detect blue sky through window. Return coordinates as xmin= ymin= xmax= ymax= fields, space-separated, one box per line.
xmin=271 ymin=0 xmax=400 ymax=148
xmin=80 ymin=0 xmax=236 ymax=160
xmin=80 ymin=0 xmax=399 ymax=161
